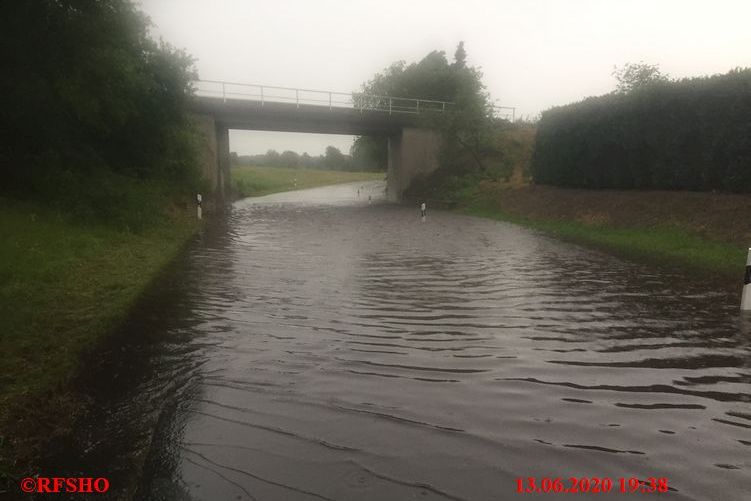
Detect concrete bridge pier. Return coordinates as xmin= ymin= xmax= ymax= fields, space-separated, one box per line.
xmin=215 ymin=124 xmax=231 ymax=201
xmin=387 ymin=128 xmax=441 ymax=201
xmin=192 ymin=113 xmax=231 ymax=203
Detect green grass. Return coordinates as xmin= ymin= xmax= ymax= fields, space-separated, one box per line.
xmin=461 ymin=200 xmax=745 ymax=279
xmin=0 ymin=197 xmax=198 ymax=469
xmin=232 ymin=165 xmax=384 ymax=198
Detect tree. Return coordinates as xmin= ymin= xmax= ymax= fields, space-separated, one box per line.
xmin=350 ymin=136 xmax=387 ymax=171
xmin=1 ymin=0 xmax=200 ymax=206
xmin=265 ymin=149 xmax=281 ymax=166
xmin=299 ymin=152 xmax=314 ymax=169
xmin=612 ymin=62 xmax=669 ymax=93
xmin=359 ymin=50 xmax=460 ymax=101
xmin=356 ymin=43 xmax=495 ymax=177
xmin=324 ymin=146 xmax=348 ymax=170
xmin=280 ymin=150 xmax=300 ymax=168
xmin=438 ymin=49 xmax=495 ymax=175
xmin=453 ymin=41 xmax=467 ymax=69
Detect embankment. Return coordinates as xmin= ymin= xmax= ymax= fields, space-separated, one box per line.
xmin=0 ymin=197 xmax=199 ymax=483
xmin=460 ymin=182 xmax=751 ymax=280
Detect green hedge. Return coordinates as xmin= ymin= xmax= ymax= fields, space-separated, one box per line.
xmin=532 ymin=68 xmax=751 ymax=191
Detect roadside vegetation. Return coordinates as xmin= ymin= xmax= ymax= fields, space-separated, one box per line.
xmin=1 ymin=0 xmax=203 ymax=479
xmin=0 ymin=198 xmax=197 ymax=471
xmin=377 ymin=52 xmax=750 ymax=280
xmin=460 ymin=185 xmax=747 ymax=278
xmin=356 ymin=42 xmax=506 ymax=182
xmin=533 ymin=65 xmax=751 ymax=191
xmin=233 ymin=143 xmax=386 ymax=172
xmin=2 ymin=2 xmax=204 ymax=215
xmin=232 ymin=165 xmax=384 ymax=198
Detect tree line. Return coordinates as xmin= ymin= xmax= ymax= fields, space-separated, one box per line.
xmin=1 ymin=0 xmax=200 ymax=228
xmin=533 ymin=65 xmax=751 ymax=192
xmin=232 ymin=142 xmax=387 ymax=171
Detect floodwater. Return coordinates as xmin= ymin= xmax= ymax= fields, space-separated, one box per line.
xmin=60 ymin=181 xmax=750 ymax=500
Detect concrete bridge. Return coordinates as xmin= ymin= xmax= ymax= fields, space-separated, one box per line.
xmin=189 ymin=80 xmax=449 ymax=201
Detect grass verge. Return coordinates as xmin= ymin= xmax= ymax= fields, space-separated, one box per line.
xmin=0 ymin=196 xmax=198 ymax=479
xmin=232 ymin=165 xmax=384 ymax=198
xmin=460 ymin=195 xmax=745 ymax=279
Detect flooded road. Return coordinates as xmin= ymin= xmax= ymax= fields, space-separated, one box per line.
xmin=73 ymin=181 xmax=750 ymax=500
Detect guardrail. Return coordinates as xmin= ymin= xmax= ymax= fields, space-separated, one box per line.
xmin=194 ymin=80 xmax=454 ymax=115
xmin=492 ymin=105 xmax=516 ymax=122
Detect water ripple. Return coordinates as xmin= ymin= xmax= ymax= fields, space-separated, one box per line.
xmin=130 ymin=184 xmax=751 ymax=500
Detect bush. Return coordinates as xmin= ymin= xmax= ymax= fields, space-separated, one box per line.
xmin=28 ymin=166 xmax=187 ymax=232
xmin=532 ymin=68 xmax=751 ymax=192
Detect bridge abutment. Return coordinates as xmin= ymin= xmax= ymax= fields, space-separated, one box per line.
xmin=191 ymin=113 xmax=231 ymax=203
xmin=387 ymin=128 xmax=441 ymax=201
xmin=215 ymin=123 xmax=231 ymax=201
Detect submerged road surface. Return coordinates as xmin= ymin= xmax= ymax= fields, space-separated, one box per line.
xmin=66 ymin=181 xmax=750 ymax=500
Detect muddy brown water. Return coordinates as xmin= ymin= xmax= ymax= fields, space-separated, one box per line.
xmin=46 ymin=181 xmax=750 ymax=500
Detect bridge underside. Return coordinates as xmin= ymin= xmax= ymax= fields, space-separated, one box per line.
xmin=191 ymin=97 xmax=441 ymax=202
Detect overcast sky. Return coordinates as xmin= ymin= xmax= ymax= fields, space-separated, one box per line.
xmin=138 ymin=0 xmax=751 ymax=156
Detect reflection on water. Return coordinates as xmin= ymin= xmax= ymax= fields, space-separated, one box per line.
xmin=57 ymin=181 xmax=751 ymax=500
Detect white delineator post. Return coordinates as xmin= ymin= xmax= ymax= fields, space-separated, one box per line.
xmin=196 ymin=193 xmax=202 ymax=220
xmin=742 ymin=248 xmax=751 ymax=310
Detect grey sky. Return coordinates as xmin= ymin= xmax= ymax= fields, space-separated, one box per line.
xmin=139 ymin=0 xmax=751 ymax=156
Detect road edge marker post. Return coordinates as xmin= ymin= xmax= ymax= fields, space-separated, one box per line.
xmin=197 ymin=193 xmax=202 ymax=220
xmin=742 ymin=248 xmax=751 ymax=311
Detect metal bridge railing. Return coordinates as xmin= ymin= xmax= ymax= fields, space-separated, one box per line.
xmin=492 ymin=105 xmax=516 ymax=122
xmin=194 ymin=80 xmax=454 ymax=115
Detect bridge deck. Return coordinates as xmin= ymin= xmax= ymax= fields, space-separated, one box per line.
xmin=190 ymin=96 xmax=433 ymax=135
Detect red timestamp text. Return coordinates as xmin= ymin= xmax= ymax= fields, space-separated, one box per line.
xmin=515 ymin=476 xmax=669 ymax=495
